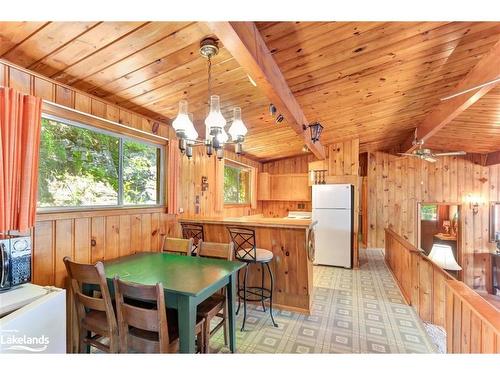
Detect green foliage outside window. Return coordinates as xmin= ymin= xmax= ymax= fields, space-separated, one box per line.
xmin=38 ymin=117 xmax=161 ymax=208
xmin=421 ymin=204 xmax=437 ymax=221
xmin=224 ymin=164 xmax=250 ymax=204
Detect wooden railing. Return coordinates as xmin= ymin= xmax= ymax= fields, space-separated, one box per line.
xmin=385 ymin=228 xmax=500 ymax=353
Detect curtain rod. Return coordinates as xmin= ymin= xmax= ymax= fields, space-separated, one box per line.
xmin=43 ymin=100 xmax=170 ymax=143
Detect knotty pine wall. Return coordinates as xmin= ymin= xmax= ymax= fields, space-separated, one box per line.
xmin=367 ymin=151 xmax=500 ymax=287
xmin=178 ymin=147 xmax=262 ymax=219
xmin=261 ymin=154 xmax=315 ymax=217
xmin=0 ymin=60 xmax=179 ymax=288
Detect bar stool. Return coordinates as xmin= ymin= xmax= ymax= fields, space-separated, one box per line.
xmin=180 ymin=223 xmax=204 ymax=255
xmin=227 ymin=227 xmax=278 ymax=331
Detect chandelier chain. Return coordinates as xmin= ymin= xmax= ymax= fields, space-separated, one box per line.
xmin=207 ymin=55 xmax=212 ymax=102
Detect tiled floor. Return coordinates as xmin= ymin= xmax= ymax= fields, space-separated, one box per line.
xmin=210 ymin=249 xmax=437 ymax=353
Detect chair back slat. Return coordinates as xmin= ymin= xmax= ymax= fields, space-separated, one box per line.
xmin=122 ymin=304 xmax=160 ymax=332
xmin=227 ymin=227 xmax=257 ymax=261
xmin=113 ymin=277 xmax=170 ymax=353
xmin=75 ymin=291 xmax=107 ymax=312
xmin=180 ymin=223 xmax=204 ymax=254
xmin=161 ymin=237 xmax=193 ymax=255
xmin=115 ymin=279 xmax=160 ymax=301
xmin=66 ymin=260 xmax=105 ymax=285
xmin=198 ymin=241 xmax=233 ymax=261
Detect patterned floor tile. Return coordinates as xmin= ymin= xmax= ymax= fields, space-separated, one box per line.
xmin=210 ymin=249 xmax=437 ymax=354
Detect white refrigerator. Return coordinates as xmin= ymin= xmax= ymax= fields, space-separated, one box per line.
xmin=312 ymin=184 xmax=353 ymax=268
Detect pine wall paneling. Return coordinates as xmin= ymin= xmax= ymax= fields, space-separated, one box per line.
xmin=385 ymin=228 xmax=499 ymax=353
xmin=368 ymin=151 xmax=500 ymax=289
xmin=177 ymin=147 xmax=262 ymax=219
xmin=0 ymin=60 xmax=178 ymax=288
xmin=261 ymin=154 xmax=315 ymax=217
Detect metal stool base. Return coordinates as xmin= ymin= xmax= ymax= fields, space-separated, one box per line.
xmin=236 ymin=263 xmax=278 ymax=331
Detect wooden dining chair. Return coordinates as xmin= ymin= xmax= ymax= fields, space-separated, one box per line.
xmin=160 ymin=237 xmax=193 ymax=256
xmin=196 ymin=240 xmax=233 ymax=353
xmin=113 ymin=277 xmax=206 ymax=353
xmin=63 ymin=257 xmax=119 ymax=353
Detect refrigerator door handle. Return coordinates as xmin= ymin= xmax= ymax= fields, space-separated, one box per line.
xmin=1 ymin=242 xmax=8 ymax=288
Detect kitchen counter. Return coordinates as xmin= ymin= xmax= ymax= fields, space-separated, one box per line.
xmin=179 ymin=215 xmax=315 ymax=229
xmin=178 ymin=215 xmax=315 ymax=314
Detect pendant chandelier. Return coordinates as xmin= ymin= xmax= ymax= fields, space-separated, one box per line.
xmin=172 ymin=38 xmax=248 ymax=160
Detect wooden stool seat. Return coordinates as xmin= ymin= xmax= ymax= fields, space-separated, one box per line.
xmin=236 ymin=248 xmax=273 ymax=262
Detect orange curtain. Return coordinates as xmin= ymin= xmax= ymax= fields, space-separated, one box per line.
xmin=0 ymin=87 xmax=42 ymax=233
xmin=167 ymin=140 xmax=180 ymax=215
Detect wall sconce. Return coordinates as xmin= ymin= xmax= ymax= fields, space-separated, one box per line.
xmin=466 ymin=194 xmax=481 ymax=215
xmin=309 ymin=122 xmax=323 ymax=143
xmin=303 ymin=122 xmax=324 ymax=143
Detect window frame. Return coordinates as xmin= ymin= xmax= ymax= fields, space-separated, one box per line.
xmin=223 ymin=161 xmax=251 ymax=206
xmin=37 ymin=113 xmax=165 ymax=212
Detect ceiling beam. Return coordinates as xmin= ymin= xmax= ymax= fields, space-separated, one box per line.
xmin=402 ymin=38 xmax=500 ymax=153
xmin=205 ymin=22 xmax=326 ymax=160
xmin=485 ymin=150 xmax=500 ymax=166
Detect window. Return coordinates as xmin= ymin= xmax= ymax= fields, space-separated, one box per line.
xmin=37 ymin=115 xmax=163 ymax=209
xmin=224 ymin=163 xmax=250 ymax=204
xmin=421 ymin=204 xmax=437 ymax=221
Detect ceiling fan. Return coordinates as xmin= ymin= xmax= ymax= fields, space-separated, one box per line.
xmin=398 ymin=129 xmax=466 ymax=163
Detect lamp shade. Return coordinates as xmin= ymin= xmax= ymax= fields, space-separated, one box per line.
xmin=428 ymin=244 xmax=462 ymax=271
xmin=172 ymin=100 xmax=190 ymax=134
xmin=185 ymin=113 xmax=198 ymax=141
xmin=309 ymin=122 xmax=323 ymax=143
xmin=204 ymin=95 xmax=226 ymax=138
xmin=228 ymin=107 xmax=247 ymax=141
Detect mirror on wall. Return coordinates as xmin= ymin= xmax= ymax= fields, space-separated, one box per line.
xmin=418 ymin=203 xmax=461 ymax=279
xmin=490 ymin=202 xmax=500 ymax=249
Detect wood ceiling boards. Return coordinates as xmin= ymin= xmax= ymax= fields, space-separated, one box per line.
xmin=0 ymin=21 xmax=499 ymax=160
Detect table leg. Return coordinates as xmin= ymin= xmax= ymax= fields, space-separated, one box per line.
xmin=227 ymin=273 xmax=237 ymax=353
xmin=177 ymin=295 xmax=196 ymax=353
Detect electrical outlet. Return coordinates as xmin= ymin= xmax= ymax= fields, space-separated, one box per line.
xmin=298 ymin=203 xmax=305 ymax=209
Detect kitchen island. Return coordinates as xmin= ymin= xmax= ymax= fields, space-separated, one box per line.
xmin=179 ymin=215 xmax=316 ymax=314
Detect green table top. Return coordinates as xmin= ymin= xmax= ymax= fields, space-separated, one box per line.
xmin=104 ymin=252 xmax=244 ymax=297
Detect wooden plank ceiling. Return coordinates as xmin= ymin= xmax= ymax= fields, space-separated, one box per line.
xmin=0 ymin=21 xmax=499 ymax=160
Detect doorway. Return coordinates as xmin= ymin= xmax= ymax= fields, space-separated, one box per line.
xmin=417 ymin=202 xmax=462 ymax=280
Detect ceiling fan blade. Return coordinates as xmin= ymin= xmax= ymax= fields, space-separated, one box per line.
xmin=398 ymin=153 xmax=418 ymax=157
xmin=423 ymin=156 xmax=437 ymax=163
xmin=433 ymin=151 xmax=467 ymax=157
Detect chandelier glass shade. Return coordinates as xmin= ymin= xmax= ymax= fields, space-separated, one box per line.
xmin=228 ymin=107 xmax=248 ymax=142
xmin=174 ymin=38 xmax=248 ymax=160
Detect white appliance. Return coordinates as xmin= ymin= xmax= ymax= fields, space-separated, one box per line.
xmin=0 ymin=283 xmax=66 ymax=353
xmin=286 ymin=211 xmax=312 ymax=219
xmin=312 ymin=184 xmax=353 ymax=268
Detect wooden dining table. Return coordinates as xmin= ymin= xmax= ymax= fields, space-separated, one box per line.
xmin=103 ymin=252 xmax=245 ymax=353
